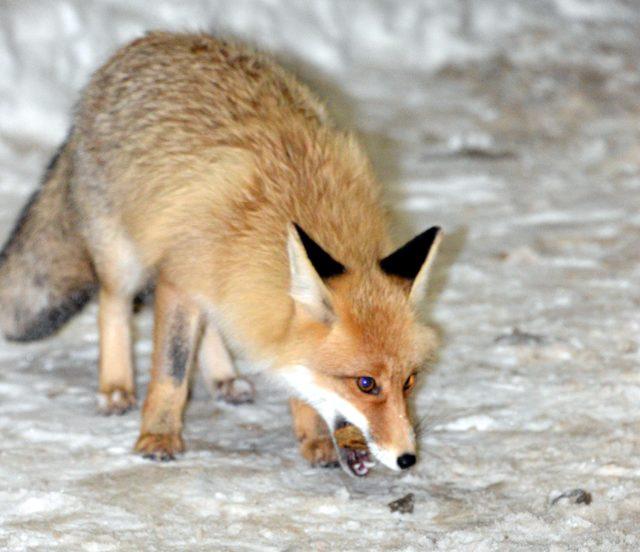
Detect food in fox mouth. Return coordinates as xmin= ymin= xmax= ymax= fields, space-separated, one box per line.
xmin=334 ymin=423 xmax=373 ymax=476
xmin=334 ymin=423 xmax=367 ymax=450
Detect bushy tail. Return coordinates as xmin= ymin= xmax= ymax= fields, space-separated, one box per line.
xmin=0 ymin=135 xmax=97 ymax=341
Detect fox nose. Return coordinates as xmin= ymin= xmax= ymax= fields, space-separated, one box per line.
xmin=397 ymin=453 xmax=416 ymax=470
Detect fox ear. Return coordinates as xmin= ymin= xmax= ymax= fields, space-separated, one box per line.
xmin=287 ymin=223 xmax=345 ymax=322
xmin=380 ymin=226 xmax=442 ymax=305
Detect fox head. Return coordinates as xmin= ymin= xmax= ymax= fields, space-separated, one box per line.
xmin=281 ymin=222 xmax=442 ymax=476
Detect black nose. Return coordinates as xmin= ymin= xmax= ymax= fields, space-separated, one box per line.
xmin=397 ymin=453 xmax=416 ymax=470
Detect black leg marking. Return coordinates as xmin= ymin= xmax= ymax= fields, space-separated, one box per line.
xmin=168 ymin=312 xmax=190 ymax=384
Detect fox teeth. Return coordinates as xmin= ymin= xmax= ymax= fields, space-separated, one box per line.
xmin=346 ymin=448 xmax=373 ymax=476
xmin=353 ymin=462 xmax=369 ymax=476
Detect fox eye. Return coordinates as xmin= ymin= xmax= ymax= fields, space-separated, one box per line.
xmin=357 ymin=376 xmax=378 ymax=394
xmin=404 ymin=374 xmax=416 ymax=391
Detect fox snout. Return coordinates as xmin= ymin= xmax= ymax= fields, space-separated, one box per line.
xmin=368 ymin=440 xmax=417 ymax=472
xmin=364 ymin=392 xmax=418 ymax=472
xmin=331 ymin=402 xmax=417 ymax=477
xmin=283 ymin=364 xmax=421 ymax=476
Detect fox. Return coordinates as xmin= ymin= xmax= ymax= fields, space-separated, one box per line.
xmin=0 ymin=32 xmax=442 ymax=477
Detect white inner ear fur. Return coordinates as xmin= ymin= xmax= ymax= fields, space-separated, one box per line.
xmin=409 ymin=228 xmax=443 ymax=306
xmin=286 ymin=224 xmax=335 ymax=323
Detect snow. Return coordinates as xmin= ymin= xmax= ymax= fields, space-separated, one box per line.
xmin=1 ymin=0 xmax=640 ymax=549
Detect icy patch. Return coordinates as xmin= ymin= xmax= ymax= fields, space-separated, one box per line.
xmin=435 ymin=415 xmax=497 ymax=432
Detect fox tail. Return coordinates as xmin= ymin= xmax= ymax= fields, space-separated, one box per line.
xmin=0 ymin=134 xmax=97 ymax=341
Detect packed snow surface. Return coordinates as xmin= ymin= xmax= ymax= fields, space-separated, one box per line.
xmin=1 ymin=1 xmax=640 ymax=550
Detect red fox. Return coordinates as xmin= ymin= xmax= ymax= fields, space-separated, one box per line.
xmin=0 ymin=32 xmax=442 ymax=477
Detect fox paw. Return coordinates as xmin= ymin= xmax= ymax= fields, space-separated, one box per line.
xmin=215 ymin=377 xmax=254 ymax=404
xmin=96 ymin=388 xmax=136 ymax=416
xmin=299 ymin=436 xmax=339 ymax=468
xmin=135 ymin=433 xmax=184 ymax=461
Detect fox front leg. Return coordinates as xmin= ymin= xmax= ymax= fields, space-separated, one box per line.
xmin=290 ymin=398 xmax=338 ymax=468
xmin=135 ymin=277 xmax=203 ymax=461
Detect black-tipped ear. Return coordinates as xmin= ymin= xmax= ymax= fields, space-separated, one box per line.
xmin=293 ymin=223 xmax=345 ymax=279
xmin=380 ymin=226 xmax=442 ymax=281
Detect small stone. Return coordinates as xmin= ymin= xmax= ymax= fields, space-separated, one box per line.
xmin=388 ymin=493 xmax=415 ymax=514
xmin=494 ymin=327 xmax=546 ymax=346
xmin=551 ymin=489 xmax=592 ymax=506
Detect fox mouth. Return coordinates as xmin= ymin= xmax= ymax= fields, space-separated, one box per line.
xmin=332 ymin=419 xmax=375 ymax=477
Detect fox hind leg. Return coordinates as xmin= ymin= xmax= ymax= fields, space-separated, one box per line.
xmin=90 ymin=229 xmax=145 ymax=415
xmin=135 ymin=276 xmax=203 ymax=461
xmin=97 ymin=287 xmax=136 ymax=415
xmin=290 ymin=399 xmax=338 ymax=468
xmin=200 ymin=323 xmax=254 ymax=404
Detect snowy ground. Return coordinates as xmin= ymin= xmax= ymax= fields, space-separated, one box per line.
xmin=1 ymin=0 xmax=640 ymax=550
